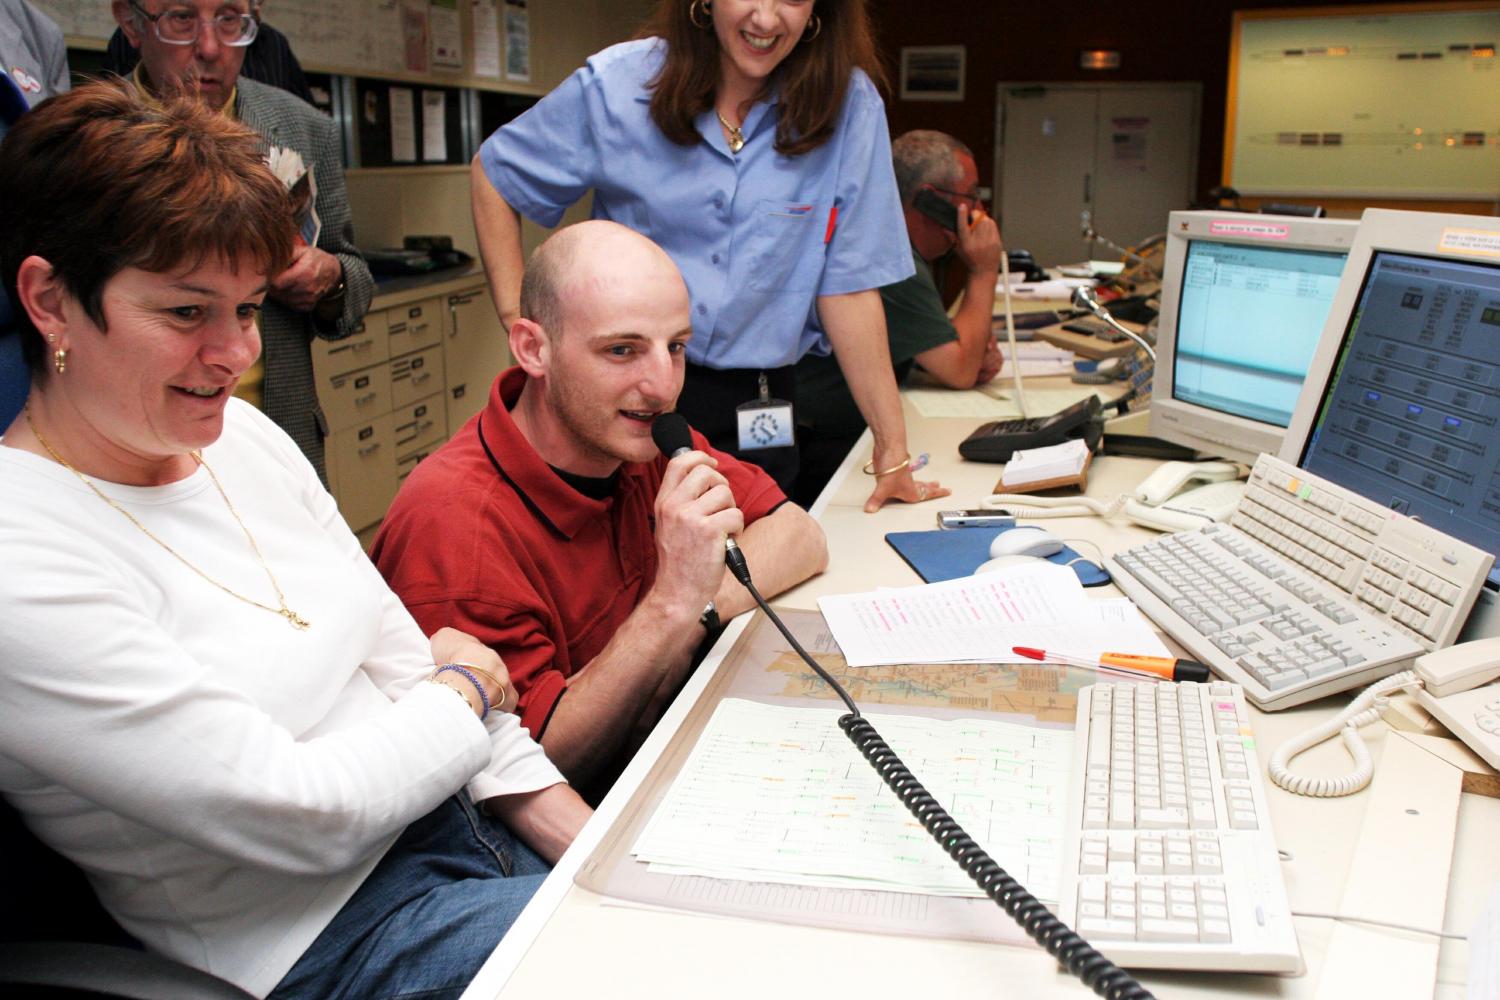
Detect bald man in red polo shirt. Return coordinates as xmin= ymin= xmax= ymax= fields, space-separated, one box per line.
xmin=373 ymin=221 xmax=828 ymax=798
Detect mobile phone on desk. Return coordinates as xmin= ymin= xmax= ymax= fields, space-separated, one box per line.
xmin=937 ymin=509 xmax=1016 ymax=529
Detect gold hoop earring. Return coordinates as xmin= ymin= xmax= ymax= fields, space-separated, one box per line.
xmin=53 ymin=348 xmax=68 ymax=375
xmin=801 ymin=13 xmax=821 ymax=42
xmin=688 ymin=0 xmax=711 ymax=29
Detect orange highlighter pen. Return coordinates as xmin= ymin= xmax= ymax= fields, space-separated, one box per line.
xmin=1013 ymin=646 xmax=1211 ymax=684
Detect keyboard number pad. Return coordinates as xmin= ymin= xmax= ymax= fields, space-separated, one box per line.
xmin=1075 ymin=873 xmax=1232 ymax=943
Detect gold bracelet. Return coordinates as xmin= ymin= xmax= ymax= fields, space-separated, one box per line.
xmin=861 ymin=454 xmax=911 ymax=477
xmin=447 ymin=660 xmax=514 ymax=713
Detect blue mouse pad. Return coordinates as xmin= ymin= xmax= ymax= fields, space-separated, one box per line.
xmin=884 ymin=527 xmax=1110 ymax=587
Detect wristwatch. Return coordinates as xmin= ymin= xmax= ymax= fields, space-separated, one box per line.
xmin=311 ymin=269 xmax=347 ymax=330
xmin=698 ymin=600 xmax=721 ymax=635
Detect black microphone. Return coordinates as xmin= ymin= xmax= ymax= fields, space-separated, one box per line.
xmin=650 ymin=412 xmax=751 ymax=585
xmin=650 ymin=411 xmax=693 ymax=459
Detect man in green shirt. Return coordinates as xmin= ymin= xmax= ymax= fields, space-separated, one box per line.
xmin=793 ymin=130 xmax=1003 ymax=505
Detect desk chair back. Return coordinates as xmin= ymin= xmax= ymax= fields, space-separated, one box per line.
xmin=0 ymin=793 xmax=255 ymax=997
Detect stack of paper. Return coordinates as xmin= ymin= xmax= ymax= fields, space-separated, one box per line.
xmin=817 ymin=561 xmax=1168 ymax=668
xmin=1001 ymin=438 xmax=1090 ymax=488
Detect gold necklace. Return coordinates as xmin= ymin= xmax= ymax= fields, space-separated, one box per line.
xmin=716 ymin=110 xmax=745 ymax=153
xmin=24 ymin=403 xmax=311 ymax=630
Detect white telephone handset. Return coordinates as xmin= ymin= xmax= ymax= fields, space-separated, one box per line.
xmin=1122 ymin=460 xmax=1247 ymax=533
xmin=1412 ymin=636 xmax=1500 ymax=772
xmin=1270 ymin=636 xmax=1500 ymax=796
xmin=980 ymin=460 xmax=1249 ymax=525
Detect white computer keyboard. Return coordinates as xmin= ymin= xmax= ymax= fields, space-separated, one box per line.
xmin=1108 ymin=454 xmax=1494 ymax=711
xmin=1058 ymin=681 xmax=1301 ymax=973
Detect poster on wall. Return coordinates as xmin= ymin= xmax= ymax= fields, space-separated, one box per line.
xmin=401 ymin=0 xmax=430 ymax=73
xmin=899 ymin=46 xmax=965 ymax=102
xmin=1111 ymin=117 xmax=1150 ymax=168
xmin=430 ymin=0 xmax=463 ymax=70
xmin=473 ymin=0 xmax=502 ymax=78
xmin=504 ymin=0 xmax=531 ymax=82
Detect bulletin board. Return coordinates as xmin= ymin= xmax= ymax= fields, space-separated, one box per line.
xmin=1225 ymin=3 xmax=1500 ymax=200
xmin=32 ymin=0 xmax=533 ymax=89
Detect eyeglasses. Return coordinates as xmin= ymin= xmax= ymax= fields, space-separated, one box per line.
xmin=929 ymin=185 xmax=984 ymax=209
xmin=129 ymin=0 xmax=259 ymax=46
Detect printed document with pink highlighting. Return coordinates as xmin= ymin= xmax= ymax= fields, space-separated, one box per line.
xmin=817 ymin=561 xmax=1168 ymax=667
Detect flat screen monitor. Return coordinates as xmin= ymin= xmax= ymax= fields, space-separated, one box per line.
xmin=1150 ymin=211 xmax=1359 ymax=464
xmin=1280 ymin=208 xmax=1500 ymax=620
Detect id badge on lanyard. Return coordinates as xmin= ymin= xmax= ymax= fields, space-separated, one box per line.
xmin=736 ymin=372 xmax=795 ymax=451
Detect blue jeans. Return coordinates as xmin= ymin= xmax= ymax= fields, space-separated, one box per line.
xmin=269 ymin=793 xmax=550 ymax=1000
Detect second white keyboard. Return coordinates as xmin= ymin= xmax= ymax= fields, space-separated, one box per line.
xmin=1057 ymin=681 xmax=1301 ymax=973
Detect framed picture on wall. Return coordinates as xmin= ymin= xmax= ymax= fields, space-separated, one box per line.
xmin=900 ymin=46 xmax=966 ymax=102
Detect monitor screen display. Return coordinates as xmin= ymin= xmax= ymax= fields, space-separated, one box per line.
xmin=1150 ymin=211 xmax=1358 ymax=465
xmin=1299 ymin=249 xmax=1500 ymax=586
xmin=1172 ymin=240 xmax=1347 ymax=428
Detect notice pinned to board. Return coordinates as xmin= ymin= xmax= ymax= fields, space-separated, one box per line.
xmin=473 ymin=0 xmax=502 ymax=78
xmin=430 ymin=0 xmax=463 ymax=70
xmin=504 ymin=0 xmax=531 ymax=82
xmin=422 ymin=90 xmax=447 ymax=161
xmin=390 ymin=87 xmax=417 ymax=163
xmin=400 ymin=0 xmax=429 ymax=73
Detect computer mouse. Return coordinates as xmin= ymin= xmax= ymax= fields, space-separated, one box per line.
xmin=990 ymin=526 xmax=1065 ymax=559
xmin=973 ymin=555 xmax=1042 ymax=574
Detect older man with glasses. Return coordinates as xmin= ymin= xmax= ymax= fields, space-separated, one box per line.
xmin=103 ymin=0 xmax=313 ymax=103
xmin=110 ymin=0 xmax=371 ymax=483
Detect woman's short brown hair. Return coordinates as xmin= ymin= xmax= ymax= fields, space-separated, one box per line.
xmin=0 ymin=79 xmax=296 ymax=373
xmin=638 ymin=0 xmax=887 ymax=158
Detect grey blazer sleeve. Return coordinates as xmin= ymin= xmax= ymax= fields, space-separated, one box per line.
xmin=238 ymin=79 xmax=373 ymax=342
xmin=305 ymin=107 xmax=372 ymax=340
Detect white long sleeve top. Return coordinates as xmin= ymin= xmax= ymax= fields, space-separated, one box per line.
xmin=0 ymin=400 xmax=563 ymax=997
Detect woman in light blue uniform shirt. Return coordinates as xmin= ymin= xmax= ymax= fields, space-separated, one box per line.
xmin=471 ymin=0 xmax=947 ymax=511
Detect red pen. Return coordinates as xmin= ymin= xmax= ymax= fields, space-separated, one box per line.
xmin=1013 ymin=646 xmax=1211 ymax=684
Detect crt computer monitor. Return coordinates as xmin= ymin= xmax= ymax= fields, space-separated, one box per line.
xmin=1280 ymin=208 xmax=1500 ymax=634
xmin=1150 ymin=211 xmax=1359 ymax=464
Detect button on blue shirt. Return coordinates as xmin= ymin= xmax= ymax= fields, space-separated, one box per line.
xmin=480 ymin=38 xmax=913 ymax=370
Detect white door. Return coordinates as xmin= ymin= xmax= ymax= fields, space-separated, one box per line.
xmin=996 ymin=83 xmax=1200 ymax=267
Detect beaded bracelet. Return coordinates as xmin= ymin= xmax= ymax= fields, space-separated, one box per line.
xmin=433 ymin=663 xmax=490 ymax=720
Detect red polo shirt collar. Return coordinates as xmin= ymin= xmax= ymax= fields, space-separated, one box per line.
xmin=479 ymin=367 xmax=659 ymax=540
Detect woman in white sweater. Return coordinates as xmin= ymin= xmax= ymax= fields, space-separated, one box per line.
xmin=0 ymin=82 xmax=590 ymax=998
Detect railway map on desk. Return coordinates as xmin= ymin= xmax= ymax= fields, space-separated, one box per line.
xmin=577 ymin=609 xmax=1101 ymax=944
xmin=722 ymin=607 xmax=1095 ymax=726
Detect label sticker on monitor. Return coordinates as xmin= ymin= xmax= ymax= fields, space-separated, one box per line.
xmin=1208 ymin=220 xmax=1290 ymax=240
xmin=1438 ymin=228 xmax=1500 ymax=258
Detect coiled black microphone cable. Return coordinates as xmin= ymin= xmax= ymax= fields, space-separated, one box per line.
xmin=725 ymin=548 xmax=1155 ymax=1000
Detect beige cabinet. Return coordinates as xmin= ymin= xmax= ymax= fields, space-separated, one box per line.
xmin=313 ymin=276 xmax=512 ymax=534
xmin=445 ymin=288 xmax=509 ymax=434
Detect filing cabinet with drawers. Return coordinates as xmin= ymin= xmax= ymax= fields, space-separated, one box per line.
xmin=313 ymin=274 xmax=508 ymax=535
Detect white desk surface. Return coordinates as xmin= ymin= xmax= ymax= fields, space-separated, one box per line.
xmin=463 ymin=383 xmax=1500 ymax=999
